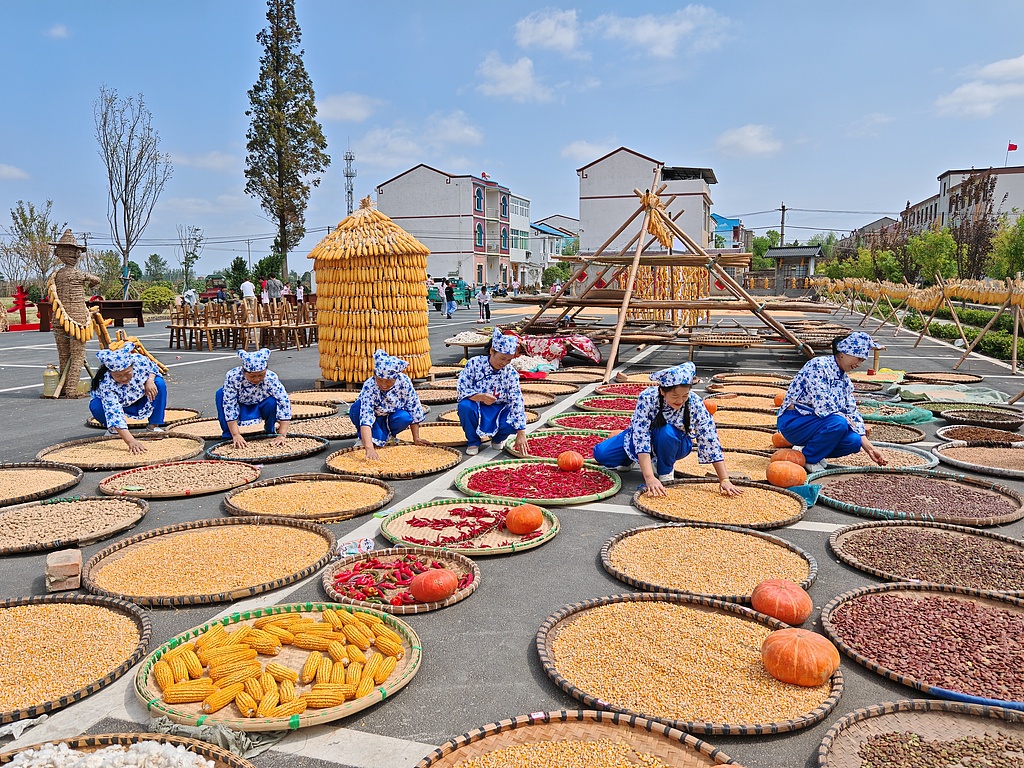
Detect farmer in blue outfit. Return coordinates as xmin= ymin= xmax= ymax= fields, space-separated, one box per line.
xmin=777 ymin=331 xmax=888 ymax=474
xmin=89 ymin=342 xmax=167 ymax=454
xmin=456 ymin=327 xmax=529 ymax=456
xmin=350 ymin=349 xmax=428 ymax=460
xmin=216 ymin=347 xmax=291 ymax=448
xmin=593 ymin=362 xmax=742 ymax=498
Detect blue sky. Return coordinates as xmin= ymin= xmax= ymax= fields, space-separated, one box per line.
xmin=2 ymin=1 xmax=1023 ymax=274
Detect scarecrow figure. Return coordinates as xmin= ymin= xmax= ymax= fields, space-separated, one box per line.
xmin=50 ymin=229 xmax=100 ymax=398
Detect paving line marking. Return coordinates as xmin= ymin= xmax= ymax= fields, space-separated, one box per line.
xmin=786 ymin=520 xmax=844 ymax=533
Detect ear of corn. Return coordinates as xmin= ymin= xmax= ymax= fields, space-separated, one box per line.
xmin=278 ymin=679 xmax=296 ymax=704
xmin=214 ymin=664 xmax=262 ymax=689
xmin=374 ymin=655 xmax=397 ymax=685
xmin=153 ymin=661 xmax=175 ymax=692
xmin=320 ymin=609 xmax=346 ymax=629
xmin=168 ymin=655 xmax=189 ymax=684
xmin=355 ymin=612 xmax=383 ymax=627
xmin=266 ymin=662 xmax=299 ymax=683
xmin=194 ymin=624 xmax=227 ymax=652
xmin=203 ymin=683 xmax=244 ymax=714
xmin=162 ymin=642 xmax=197 ymax=661
xmin=249 ymin=637 xmax=282 ymax=656
xmin=181 ymin=649 xmax=204 ymax=679
xmin=327 ymin=640 xmax=349 ymax=665
xmin=315 ymin=657 xmax=334 ymax=685
xmin=301 ymin=652 xmax=322 ymax=685
xmin=224 ymin=626 xmax=253 ymax=646
xmin=355 ymin=675 xmax=374 ymax=699
xmin=163 ymin=679 xmax=218 ymax=704
xmin=346 ymin=645 xmax=366 ymax=665
xmin=345 ymin=661 xmax=363 ymax=687
xmin=244 ymin=676 xmax=264 ymax=701
xmin=294 ymin=633 xmax=332 ymax=651
xmin=259 ymin=672 xmax=277 ymax=696
xmin=269 ymin=699 xmax=307 ymax=717
xmin=210 ymin=659 xmax=260 ymax=681
xmin=362 ymin=653 xmax=383 ymax=683
xmin=342 ymin=624 xmax=371 ymax=650
xmin=263 ymin=625 xmax=296 ymax=644
xmin=235 ymin=691 xmax=258 ymax=717
xmin=330 ymin=662 xmax=349 ymax=684
xmin=198 ymin=645 xmax=257 ymax=667
xmin=301 ymin=690 xmax=347 ymax=709
xmin=371 ymin=624 xmax=402 ymax=645
xmin=373 ymin=636 xmax=404 ymax=659
xmin=256 ymin=686 xmax=280 ymax=716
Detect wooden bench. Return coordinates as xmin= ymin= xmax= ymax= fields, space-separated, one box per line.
xmin=37 ymin=299 xmax=145 ymax=332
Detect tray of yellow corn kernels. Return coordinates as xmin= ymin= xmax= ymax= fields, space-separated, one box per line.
xmin=134 ymin=602 xmax=422 ymax=731
xmin=85 ymin=408 xmax=202 ymax=429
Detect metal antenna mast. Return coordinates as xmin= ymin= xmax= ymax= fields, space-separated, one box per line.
xmin=344 ymin=147 xmax=356 ymax=216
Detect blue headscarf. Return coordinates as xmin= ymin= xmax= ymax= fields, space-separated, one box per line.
xmin=649 ymin=362 xmax=696 ymax=388
xmin=373 ymin=349 xmax=408 ymax=378
xmin=836 ymin=332 xmax=882 ymax=359
xmin=96 ymin=342 xmax=136 ymax=372
xmin=490 ymin=328 xmax=519 ymax=356
xmin=238 ymin=347 xmax=272 ymax=372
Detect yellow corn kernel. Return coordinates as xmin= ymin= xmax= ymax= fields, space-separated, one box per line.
xmin=198 ymin=645 xmax=258 ymax=667
xmin=167 ymin=655 xmax=189 ymax=684
xmin=256 ymin=687 xmax=280 ymax=716
xmin=263 ymin=624 xmax=296 ymax=644
xmin=278 ymin=679 xmax=296 ymax=704
xmin=374 ymin=655 xmax=397 ymax=685
xmin=371 ymin=624 xmax=402 ymax=646
xmin=194 ymin=623 xmax=227 ymax=651
xmin=362 ymin=653 xmax=383 ymax=683
xmin=209 ymin=659 xmax=260 ymax=681
xmin=346 ymin=645 xmax=366 ymax=665
xmin=300 ymin=652 xmax=322 ymax=685
xmin=202 ymin=682 xmax=244 ymax=713
xmin=214 ymin=664 xmax=262 ymax=689
xmin=269 ymin=699 xmax=307 ymax=717
xmin=243 ymin=676 xmax=264 ymax=701
xmin=341 ymin=625 xmax=371 ymax=651
xmin=301 ymin=690 xmax=346 ymax=708
xmin=373 ymin=636 xmax=404 ymax=659
xmin=355 ymin=674 xmax=374 ymax=699
xmin=235 ymin=691 xmax=258 ymax=717
xmin=293 ymin=633 xmax=332 ymax=651
xmin=152 ymin=661 xmax=175 ymax=692
xmin=327 ymin=640 xmax=349 ymax=665
xmin=181 ymin=649 xmax=203 ymax=679
xmin=266 ymin=662 xmax=299 ymax=684
xmin=345 ymin=662 xmax=363 ymax=686
xmin=315 ymin=657 xmax=334 ymax=686
xmin=224 ymin=626 xmax=253 ymax=646
xmin=163 ymin=679 xmax=218 ymax=704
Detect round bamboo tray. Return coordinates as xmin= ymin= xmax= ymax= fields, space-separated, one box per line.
xmin=454 ymin=458 xmax=621 ymax=506
xmin=288 ymin=414 xmax=358 ymax=440
xmin=852 ymin=380 xmax=884 ymax=393
xmin=424 ymin=379 xmax=459 ymax=389
xmin=935 ymin=424 xmax=1024 ymax=443
xmin=416 ymin=710 xmax=741 ymax=767
xmin=829 ymin=520 xmax=1024 ymax=596
xmin=633 ymin=477 xmax=806 ymax=530
xmin=823 ymin=441 xmax=937 ymax=470
xmin=395 ymin=422 xmax=471 ymax=446
xmin=325 ymin=443 xmax=462 ymax=479
xmin=168 ymin=417 xmax=264 ymax=440
xmin=594 ymin=382 xmax=649 ymax=397
xmin=134 ymin=602 xmax=421 ymax=731
xmin=206 ymin=434 xmax=330 ymax=463
xmin=522 ymin=391 xmax=556 ymax=408
xmin=710 ymin=372 xmax=791 ymax=385
xmin=904 ymin=370 xmax=985 ymax=384
xmin=939 ymin=407 xmax=1024 ymax=431
xmin=0 ymin=733 xmax=256 ymax=767
xmin=706 ymin=382 xmax=786 ymax=395
xmin=503 ymin=429 xmax=610 ymax=460
xmin=864 ymin=422 xmax=926 ymax=444
xmin=85 ymin=407 xmax=201 ymax=429
xmin=537 ymin=593 xmax=844 ymax=735
xmin=712 ymin=408 xmax=777 ymax=428
xmin=809 ymin=467 xmax=1024 ymax=526
xmin=0 ymin=496 xmax=148 ymax=556
xmin=821 ymin=583 xmax=1024 ymax=709
xmin=575 ymin=394 xmax=639 ymax=412
xmin=857 ymin=401 xmax=929 ymax=423
xmin=703 ymin=393 xmax=777 ymax=411
xmin=674 ymin=449 xmax=772 ymax=482
xmin=289 ymin=402 xmax=339 ymax=420
xmin=932 ymin=440 xmax=1024 ymax=477
xmin=519 ymin=381 xmax=581 ymax=397
xmin=546 ymin=370 xmax=605 ymax=384
xmin=380 ymin=497 xmax=559 ymax=556
xmin=415 ymin=388 xmax=460 ymax=405
xmin=816 ymin=699 xmax=1024 ymax=768
xmin=322 ymin=546 xmax=480 ymax=613
xmin=716 ymin=426 xmax=777 ymax=451
xmin=850 ymin=370 xmax=903 ymax=383
xmin=289 ymin=388 xmax=359 ymax=405
xmin=0 ymin=461 xmax=82 ymax=507
xmin=98 ymin=460 xmax=261 ymax=499
xmin=616 ymin=372 xmax=656 ymax=383
xmin=224 ymin=473 xmax=394 ymax=522
xmin=35 ymin=434 xmax=204 ymax=471
xmin=438 ymin=407 xmax=540 ymax=424
xmin=917 ymin=401 xmax=1023 ymax=416
xmin=82 ymin=516 xmax=336 ymax=606
xmin=0 ymin=594 xmax=151 ymax=725
xmin=428 ymin=365 xmax=463 ymax=377
xmin=601 ymin=522 xmax=816 ymax=603
xmin=546 ymin=410 xmax=632 ymax=431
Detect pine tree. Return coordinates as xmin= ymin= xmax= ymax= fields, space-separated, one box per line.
xmin=244 ymin=0 xmax=330 ymax=280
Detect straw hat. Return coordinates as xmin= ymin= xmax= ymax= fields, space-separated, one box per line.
xmin=50 ymin=228 xmax=87 ymax=251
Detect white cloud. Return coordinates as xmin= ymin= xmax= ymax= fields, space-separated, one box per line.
xmin=977 ymin=54 xmax=1024 ymax=81
xmin=354 ymin=112 xmax=484 ymax=169
xmin=846 ymin=112 xmax=893 ymax=138
xmin=936 ymin=80 xmax=1024 ymax=118
xmin=170 ymin=151 xmax=237 ymax=172
xmin=477 ymin=53 xmax=553 ymax=102
xmin=317 ymin=93 xmax=385 ymax=123
xmin=423 ymin=111 xmax=483 ymax=147
xmin=46 ymin=24 xmax=68 ymax=39
xmin=0 ymin=163 xmax=29 ymax=180
xmin=714 ymin=125 xmax=782 ymax=157
xmin=515 ymin=9 xmax=585 ymax=58
xmin=596 ymin=6 xmax=729 ymax=59
xmin=561 ymin=140 xmax=616 ymax=163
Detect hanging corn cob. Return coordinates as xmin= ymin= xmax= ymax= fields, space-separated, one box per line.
xmin=309 ymin=196 xmax=433 ymax=383
xmin=616 ymin=265 xmax=709 ymax=326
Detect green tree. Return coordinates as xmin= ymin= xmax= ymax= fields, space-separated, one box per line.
xmin=0 ymin=200 xmax=66 ymax=284
xmin=127 ymin=260 xmax=143 ymax=281
xmin=949 ymin=171 xmax=999 ymax=279
xmin=542 ymin=262 xmax=572 ymax=287
xmin=988 ymin=213 xmax=1024 ymax=279
xmin=750 ymin=229 xmax=780 ymax=270
xmin=91 ymin=250 xmax=125 ymax=297
xmin=806 ymin=231 xmax=838 ymax=260
xmin=143 ymin=252 xmax=168 ymax=282
xmin=252 ymin=253 xmax=284 ymax=281
xmin=244 ymin=0 xmax=331 ymax=281
xmin=907 ymin=229 xmax=957 ymax=283
xmin=224 ymin=256 xmax=251 ymax=292
xmin=714 ymin=233 xmax=727 ymax=248
xmin=176 ymin=225 xmax=203 ymax=291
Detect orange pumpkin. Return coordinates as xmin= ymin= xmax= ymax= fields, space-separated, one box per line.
xmin=704 ymin=400 xmax=718 ymax=415
xmin=773 ymin=393 xmax=785 ymax=407
xmin=557 ymin=450 xmax=585 ymax=472
xmin=761 ymin=628 xmax=840 ymax=687
xmin=770 ymin=448 xmax=806 ymax=467
xmin=409 ymin=568 xmax=459 ymax=603
xmin=506 ymin=504 xmax=544 ymax=534
xmin=772 ymin=431 xmax=793 ymax=449
xmin=765 ymin=460 xmax=807 ymax=488
xmin=751 ymin=579 xmax=814 ymax=625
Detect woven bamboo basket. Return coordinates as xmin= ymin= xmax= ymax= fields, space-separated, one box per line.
xmin=428 ymin=364 xmax=463 ymax=378
xmin=454 ymin=458 xmax=621 ymax=506
xmin=546 ymin=370 xmax=605 ymax=384
xmin=537 ymin=592 xmax=844 ymax=735
xmin=0 ymin=495 xmax=148 ymax=556
xmin=823 ymin=442 xmax=937 ymax=470
xmin=715 ymin=426 xmax=777 ymax=452
xmin=545 ymin=410 xmax=632 ymax=432
xmin=917 ymin=401 xmax=1023 ymax=416
xmin=710 ymin=372 xmax=792 ymax=385
xmin=440 ymin=408 xmax=540 ymax=424
xmin=712 ymin=408 xmax=777 ymax=428
xmin=325 ymin=443 xmax=462 ymax=479
xmin=288 ymin=414 xmax=358 ymax=440
xmin=322 ymin=546 xmax=480 ymax=613
xmin=414 ymin=388 xmax=460 ymax=405
xmin=82 ymin=516 xmax=336 ymax=606
xmin=168 ymin=417 xmax=264 ymax=440
xmin=85 ymin=407 xmax=201 ymax=429
xmin=703 ymin=393 xmax=777 ymax=411
xmin=0 ymin=594 xmax=151 ymax=725
xmin=289 ymin=388 xmax=359 ymax=405
xmin=288 ymin=402 xmax=340 ymax=420
xmin=206 ymin=434 xmax=330 ymax=463
xmin=904 ymin=370 xmax=985 ymax=384
xmin=35 ymin=434 xmax=204 ymax=471
xmin=939 ymin=407 xmax=1024 ymax=431
xmin=0 ymin=734 xmax=255 ymax=767
xmin=223 ymin=473 xmax=394 ymax=522
xmin=522 ymin=391 xmax=556 ymax=408
xmin=0 ymin=461 xmax=83 ymax=507
xmin=503 ymin=429 xmax=611 ymax=460
xmin=674 ymin=449 xmax=772 ymax=482
xmin=134 ymin=602 xmax=422 ymax=731
xmin=520 ymin=381 xmax=581 ymax=396
xmin=935 ymin=424 xmax=1024 ymax=443
xmin=864 ymin=422 xmax=926 ymax=444
xmin=931 ymin=440 xmax=1024 ymax=477
xmin=633 ymin=477 xmax=806 ymax=530
xmin=395 ymin=422 xmax=471 ymax=446
xmin=98 ymin=460 xmax=261 ymax=499
xmin=706 ymin=382 xmax=786 ymax=396
xmin=575 ymin=394 xmax=639 ymax=412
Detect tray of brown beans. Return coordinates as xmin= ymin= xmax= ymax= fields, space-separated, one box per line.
xmin=439 ymin=408 xmax=540 ymax=425
xmin=0 ymin=461 xmax=83 ymax=508
xmin=224 ymin=473 xmax=394 ymax=523
xmin=36 ymin=435 xmax=205 ymax=471
xmin=289 ymin=389 xmax=359 ymax=405
xmin=931 ymin=441 xmax=1024 ymax=478
xmin=0 ymin=496 xmax=149 ymax=555
xmin=98 ymin=461 xmax=261 ymax=499
xmin=862 ymin=422 xmax=926 ymax=444
xmin=938 ymin=407 xmax=1024 ymax=431
xmin=85 ymin=407 xmax=201 ymax=429
xmin=712 ymin=408 xmax=777 ymax=428
xmin=935 ymin=424 xmax=1024 ymax=443
xmin=520 ymin=381 xmax=581 ymax=396
xmin=325 ymin=443 xmax=462 ymax=479
xmin=395 ymin=422 xmax=471 ymax=447
xmin=823 ymin=442 xmax=936 ymax=470
xmin=288 ymin=403 xmax=339 ymax=420
xmin=414 ymin=388 xmax=460 ymax=406
xmin=169 ymin=417 xmax=265 ymax=441
xmin=710 ymin=372 xmax=791 ymax=385
xmin=715 ymin=426 xmax=777 ymax=452
xmin=206 ymin=435 xmax=330 ymax=463
xmin=287 ymin=415 xmax=358 ymax=440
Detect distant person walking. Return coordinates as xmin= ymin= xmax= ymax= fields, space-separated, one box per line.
xmin=444 ymin=282 xmax=456 ymax=319
xmin=239 ymin=278 xmax=256 ymax=315
xmin=267 ymin=276 xmax=283 ymax=304
xmin=511 ymin=279 xmax=520 ymax=298
xmin=476 ymin=284 xmax=491 ymax=323
xmin=296 ymin=284 xmax=304 ymax=304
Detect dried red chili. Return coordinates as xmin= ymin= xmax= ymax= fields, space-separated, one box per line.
xmin=582 ymin=397 xmax=638 ymax=411
xmin=556 ymin=414 xmax=632 ymax=431
xmin=466 ymin=462 xmax=614 ymax=499
xmin=521 ymin=432 xmax=606 ymax=459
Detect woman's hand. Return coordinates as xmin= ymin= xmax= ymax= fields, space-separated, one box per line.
xmin=127 ymin=438 xmax=147 ymax=455
xmin=232 ymin=434 xmax=248 ymax=449
xmin=268 ymin=434 xmax=287 ymax=447
xmin=413 ymin=437 xmax=433 ymax=447
xmin=365 ymin=445 xmax=380 ymax=462
xmin=144 ymin=378 xmax=158 ymax=401
xmin=473 ymin=393 xmax=498 ymax=406
xmin=862 ymin=438 xmax=888 ymax=466
xmin=513 ymin=431 xmax=529 ymax=456
xmin=719 ymin=479 xmax=743 ymax=497
xmin=644 ymin=475 xmax=668 ymax=498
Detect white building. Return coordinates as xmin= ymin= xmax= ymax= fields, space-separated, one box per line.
xmin=577 ymin=147 xmax=715 ymax=255
xmin=376 ymin=164 xmax=528 ymax=286
xmin=905 ymin=165 xmax=1024 ymax=233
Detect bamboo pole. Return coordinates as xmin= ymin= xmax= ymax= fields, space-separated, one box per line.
xmin=952 ymin=294 xmax=1010 ymax=369
xmin=913 ymin=301 xmax=942 ymax=347
xmin=935 ymin=273 xmax=970 ymax=347
xmin=858 ymin=294 xmax=882 ymax=326
xmin=1013 ymin=304 xmax=1020 ymax=375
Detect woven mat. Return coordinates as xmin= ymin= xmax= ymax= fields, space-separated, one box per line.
xmin=223 ymin=473 xmax=394 ymax=523
xmin=98 ymin=461 xmax=260 ymax=499
xmin=289 ymin=403 xmax=339 ymax=420
xmin=935 ymin=424 xmax=1023 ymax=443
xmin=905 ymin=370 xmax=985 ymax=384
xmin=933 ymin=442 xmax=1024 ymax=478
xmin=715 ymin=427 xmax=777 ymax=452
xmin=134 ymin=602 xmax=421 ymax=731
xmin=710 ymin=372 xmax=791 ymax=384
xmin=0 ymin=734 xmax=255 ymax=768
xmin=206 ymin=434 xmax=329 ymax=463
xmin=415 ymin=388 xmax=460 ymax=405
xmin=85 ymin=407 xmax=201 ymax=429
xmin=546 ymin=371 xmax=605 ymax=384
xmin=0 ymin=496 xmax=149 ymax=556
xmin=395 ymin=423 xmax=470 ymax=447
xmin=824 ymin=442 xmax=936 ymax=470
xmin=707 ymin=383 xmax=787 ymax=396
xmin=326 ymin=444 xmax=462 ymax=479
xmin=36 ymin=435 xmax=204 ymax=470
xmin=523 ymin=391 xmax=556 ymax=408
xmin=520 ymin=382 xmax=581 ymax=396
xmin=289 ymin=415 xmax=358 ymax=440
xmin=703 ymin=394 xmax=777 ymax=411
xmin=0 ymin=461 xmax=82 ymax=508
xmin=417 ymin=710 xmax=740 ymax=767
xmin=940 ymin=408 xmax=1024 ymax=430
xmin=634 ymin=478 xmax=806 ymax=529
xmin=428 ymin=365 xmax=463 ymax=377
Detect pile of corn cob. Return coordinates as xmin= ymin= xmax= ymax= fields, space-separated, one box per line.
xmin=309 ymin=197 xmax=432 ymax=383
xmin=47 ymin=280 xmax=94 ymax=342
xmin=152 ymin=608 xmax=404 ymax=718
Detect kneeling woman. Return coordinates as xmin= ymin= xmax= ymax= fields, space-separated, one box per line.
xmin=593 ymin=363 xmax=742 ymax=498
xmin=350 ymin=349 xmax=428 ymax=461
xmin=89 ymin=343 xmax=168 ymax=454
xmin=777 ymin=331 xmax=888 ymax=474
xmin=456 ymin=328 xmax=529 ymax=456
xmin=216 ymin=348 xmax=291 ymax=448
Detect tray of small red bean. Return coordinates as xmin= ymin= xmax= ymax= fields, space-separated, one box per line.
xmin=932 ymin=441 xmax=1024 ymax=478
xmin=935 ymin=424 xmax=1024 ymax=443
xmin=938 ymin=407 xmax=1024 ymax=431
xmin=821 ymin=583 xmax=1024 ymax=710
xmin=808 ymin=467 xmax=1024 ymax=526
xmin=454 ymin=459 xmax=621 ymax=505
xmin=503 ymin=430 xmax=610 ymax=460
xmin=829 ymin=521 xmax=1024 ymax=596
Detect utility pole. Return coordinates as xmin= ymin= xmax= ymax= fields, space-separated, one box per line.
xmin=246 ymin=239 xmax=252 ymax=270
xmin=780 ymin=202 xmax=787 ymax=245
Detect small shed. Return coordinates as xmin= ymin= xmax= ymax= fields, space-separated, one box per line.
xmin=764 ymin=245 xmax=823 ymax=291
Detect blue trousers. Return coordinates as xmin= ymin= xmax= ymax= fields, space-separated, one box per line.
xmin=458 ymin=398 xmax=517 ymax=448
xmin=593 ymin=424 xmax=693 ymax=476
xmin=777 ymin=410 xmax=862 ymax=465
xmin=446 ymin=300 xmax=456 ymax=316
xmin=90 ymin=376 xmax=167 ymax=427
xmin=348 ymin=399 xmax=414 ymax=444
xmin=216 ymin=389 xmax=279 ymax=438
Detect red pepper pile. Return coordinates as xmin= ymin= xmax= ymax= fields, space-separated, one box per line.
xmin=399 ymin=504 xmax=546 ymax=549
xmin=599 ymin=383 xmax=648 ymax=396
xmin=558 ymin=414 xmax=632 ymax=431
xmin=466 ymin=462 xmax=614 ymax=499
xmin=331 ymin=553 xmax=474 ymax=606
xmin=524 ymin=432 xmax=606 ymax=459
xmin=584 ymin=397 xmax=638 ymax=411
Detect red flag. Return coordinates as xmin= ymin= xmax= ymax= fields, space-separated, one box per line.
xmin=1010 ymin=142 xmax=1019 ymax=152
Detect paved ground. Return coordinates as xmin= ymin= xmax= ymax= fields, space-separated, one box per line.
xmin=1 ymin=301 xmax=1022 ymax=768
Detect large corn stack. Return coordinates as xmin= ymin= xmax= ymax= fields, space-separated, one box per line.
xmin=308 ymin=197 xmax=432 ymax=383
xmin=616 ymin=265 xmax=708 ymax=326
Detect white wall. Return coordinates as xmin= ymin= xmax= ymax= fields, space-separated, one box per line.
xmin=579 ymin=150 xmax=661 ymax=255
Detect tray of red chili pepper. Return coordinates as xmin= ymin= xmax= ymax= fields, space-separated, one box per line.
xmin=503 ymin=429 xmax=611 ymax=460
xmin=545 ymin=411 xmax=632 ymax=432
xmin=575 ymin=395 xmax=640 ymax=413
xmin=454 ymin=458 xmax=621 ymax=506
xmin=379 ymin=497 xmax=559 ymax=556
xmin=594 ymin=383 xmax=650 ymax=397
xmin=321 ymin=546 xmax=480 ymax=614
